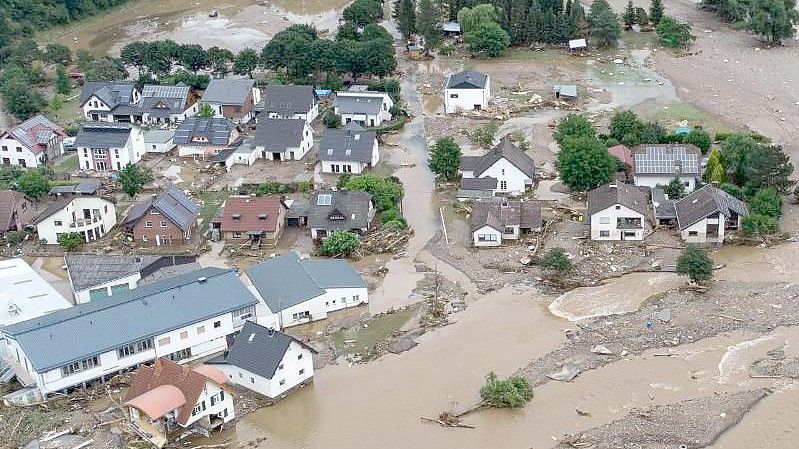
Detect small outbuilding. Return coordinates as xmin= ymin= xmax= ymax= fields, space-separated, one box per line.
xmin=444 ymin=70 xmax=491 ymax=114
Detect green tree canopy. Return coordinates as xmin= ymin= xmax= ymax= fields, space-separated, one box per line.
xmin=657 ymin=177 xmax=686 ymax=200
xmin=458 ymin=4 xmax=502 ymax=33
xmin=556 ymin=137 xmax=617 ymax=191
xmin=589 ymin=0 xmax=621 ymax=47
xmin=649 ymin=0 xmax=664 ymax=24
xmin=85 ymin=57 xmax=128 ymax=81
xmin=465 ymin=21 xmax=511 ymax=57
xmin=233 ymin=48 xmax=259 ymax=78
xmin=676 ymin=244 xmax=713 ymax=284
xmin=197 ymin=103 xmax=216 ymax=118
xmin=16 ymin=170 xmax=49 ymax=199
xmin=177 ymin=44 xmax=209 ymax=73
xmin=749 ymin=0 xmax=798 ymax=44
xmin=656 ymin=16 xmax=695 ymax=49
xmin=43 ymin=43 xmax=71 ymax=65
xmin=479 ymin=372 xmax=534 ymax=408
xmin=344 ymin=174 xmax=403 ymax=211
xmin=55 ymin=64 xmax=71 ymax=95
xmin=749 ymin=187 xmax=782 ymax=218
xmin=683 ymin=126 xmax=711 ymax=152
xmin=540 ymin=247 xmax=573 ymax=273
xmin=704 ymin=148 xmax=726 ymax=184
xmin=207 ymin=46 xmax=234 ymax=77
xmin=393 ymin=0 xmax=417 ymax=39
xmin=742 ymin=213 xmax=779 ymax=237
xmin=118 ymin=164 xmax=152 ymax=197
xmin=417 ymin=0 xmax=443 ymax=51
xmin=319 ymin=230 xmax=360 ymax=256
xmin=57 ymin=232 xmax=83 ymax=252
xmin=609 ymin=110 xmax=643 ymax=142
xmin=343 ymin=0 xmax=383 ymax=27
xmin=429 ymin=137 xmax=462 ymax=181
xmin=554 ymin=114 xmax=597 ymax=145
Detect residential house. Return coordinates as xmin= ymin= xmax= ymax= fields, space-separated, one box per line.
xmin=144 ymin=130 xmax=176 ymax=154
xmin=246 ymin=251 xmax=368 ymax=327
xmin=651 ymin=187 xmax=677 ymax=227
xmin=65 ymin=253 xmax=198 ymax=303
xmin=79 ymin=81 xmax=140 ymax=122
xmin=49 ymin=180 xmax=102 ymax=197
xmin=470 ymin=199 xmax=542 ymax=247
xmin=34 ymin=196 xmax=117 ymax=244
xmin=307 ymin=190 xmax=375 ymax=239
xmin=200 ymin=79 xmax=260 ymax=124
xmin=0 ymin=115 xmax=67 ymax=168
xmin=318 ymin=122 xmax=379 ymax=175
xmin=213 ymin=195 xmax=286 ymax=247
xmin=0 ymin=267 xmax=260 ymax=398
xmin=124 ymin=358 xmax=234 ymax=448
xmin=253 ymin=118 xmax=313 ymax=161
xmin=174 ymin=118 xmax=238 ymax=160
xmin=675 ymin=184 xmax=748 ymax=244
xmin=262 ymin=85 xmax=319 ymax=123
xmin=75 ymin=122 xmax=145 ymax=172
xmin=122 ymin=186 xmax=199 ymax=247
xmin=0 ymin=258 xmax=72 ymax=329
xmin=136 ymin=84 xmax=197 ymax=125
xmin=206 ymin=321 xmax=315 ymax=398
xmin=0 ymin=190 xmax=35 ymax=236
xmin=587 ymin=182 xmax=649 ymax=241
xmin=444 ymin=70 xmax=491 ymax=114
xmin=460 ymin=140 xmax=535 ymax=196
xmin=632 ymin=144 xmax=702 ymax=193
xmin=456 ymin=178 xmax=498 ymax=202
xmin=333 ymin=91 xmax=393 ymax=127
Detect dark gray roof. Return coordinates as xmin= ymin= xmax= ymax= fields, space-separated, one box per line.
xmin=253 ymin=118 xmax=305 ymax=151
xmin=75 ymin=122 xmax=133 ymax=148
xmin=80 ymin=81 xmax=136 ymax=109
xmin=307 ymin=190 xmax=373 ymax=231
xmin=446 ymin=70 xmax=488 ymax=89
xmin=460 ymin=177 xmax=497 ymax=190
xmin=207 ymin=321 xmax=314 ymax=379
xmin=3 ymin=268 xmax=258 ymax=372
xmin=153 ymin=186 xmax=200 ymax=231
xmin=201 ymin=78 xmax=254 ymax=105
xmin=143 ymin=130 xmax=175 ymax=144
xmin=246 ymin=251 xmax=365 ymax=312
xmin=65 ymin=254 xmax=161 ymax=291
xmin=286 ymin=199 xmax=309 ymax=219
xmin=138 ymin=262 xmax=203 ymax=286
xmin=318 ymin=123 xmax=376 ymax=163
xmin=651 ymin=187 xmax=677 ymax=220
xmin=470 ymin=199 xmax=542 ymax=231
xmin=459 ymin=140 xmax=535 ymax=178
xmin=633 ymin=144 xmax=702 ymax=176
xmin=587 ymin=183 xmax=649 ymax=216
xmin=675 ymin=184 xmax=748 ymax=230
xmin=334 ymin=94 xmax=388 ymax=115
xmin=174 ymin=117 xmax=235 ymax=146
xmin=49 ymin=180 xmax=102 ymax=196
xmin=263 ymin=85 xmax=317 ymax=115
xmin=212 ymin=148 xmax=236 ymax=163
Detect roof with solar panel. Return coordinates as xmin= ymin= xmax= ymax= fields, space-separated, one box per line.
xmin=632 ymin=144 xmax=702 ymax=176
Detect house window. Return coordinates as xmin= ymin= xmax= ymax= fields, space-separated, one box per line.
xmin=197 ymin=325 xmax=205 ymax=334
xmin=1 ymin=146 xmax=6 ymax=151
xmin=499 ymin=181 xmax=507 ymax=190
xmin=117 ymin=338 xmax=154 ymax=358
xmin=54 ymin=220 xmax=63 ymax=226
xmin=214 ymin=321 xmax=221 ymax=328
xmin=160 ymin=220 xmax=167 ymax=228
xmin=180 ymin=331 xmax=189 ymax=340
xmin=278 ymin=363 xmax=284 ymax=370
xmin=599 ymin=217 xmax=610 ymax=224
xmin=353 ymin=295 xmax=359 ymax=302
xmin=615 ymin=205 xmax=621 ymax=210
xmin=233 ymin=306 xmax=255 ymax=319
xmin=166 ymin=348 xmax=191 ymax=361
xmin=450 ymin=94 xmax=458 ymax=98
xmin=599 ymin=230 xmax=610 ymax=237
xmin=16 ymin=147 xmax=22 ymax=152
xmin=219 ymin=391 xmax=224 ymax=401
xmin=688 ymin=231 xmax=698 ymax=236
xmin=343 ymin=165 xmax=352 ymax=173
xmin=684 ymin=182 xmax=690 ymax=187
xmin=222 ymin=408 xmax=228 ymax=418
xmin=299 ymin=368 xmax=305 ymax=376
xmin=477 ymin=234 xmax=498 ymax=242
xmin=60 ymin=356 xmax=100 ymax=376
xmin=232 ymin=231 xmax=242 ymax=239
xmin=18 ymin=159 xmax=26 ymax=167
xmin=292 ymin=311 xmax=310 ymax=321
xmin=114 ymin=149 xmax=119 ymax=158
xmin=158 ymin=337 xmax=171 ymax=346
xmin=238 ymin=372 xmax=243 ymax=378
xmin=145 ymin=221 xmax=152 ymax=228
xmin=297 ymin=354 xmax=303 ymax=360
xmin=279 ymin=379 xmax=286 ymax=386
xmin=501 ymin=169 xmax=505 ymax=175
xmin=251 ymin=377 xmax=255 ymax=384
xmin=504 ymin=227 xmax=514 ymax=235
xmin=142 ymin=235 xmax=148 ymax=242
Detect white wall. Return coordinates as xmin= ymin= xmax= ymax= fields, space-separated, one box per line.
xmin=185 ymin=380 xmax=235 ymax=427
xmin=473 ymin=225 xmax=502 ymax=247
xmin=680 ymin=215 xmax=725 ymax=244
xmin=257 ymin=124 xmax=313 ymax=161
xmin=266 ymin=102 xmax=319 ymax=124
xmin=77 ymin=127 xmax=145 ymax=171
xmin=215 ymin=341 xmax=313 ymax=398
xmin=634 ymin=174 xmax=697 ymax=193
xmin=73 ymin=271 xmax=141 ymax=304
xmin=37 ymin=197 xmax=117 ymax=245
xmin=445 ymin=87 xmax=490 ymax=114
xmin=82 ymin=95 xmax=113 ymax=121
xmin=479 ymin=159 xmax=530 ymax=196
xmin=590 ymin=204 xmax=646 ymax=241
xmin=335 ymin=92 xmax=393 ymax=127
xmin=320 ymin=160 xmax=367 ymax=174
xmin=0 ymin=136 xmax=43 ymax=169
xmin=144 ymin=139 xmax=175 ymax=154
xmin=278 ymin=287 xmax=367 ymax=328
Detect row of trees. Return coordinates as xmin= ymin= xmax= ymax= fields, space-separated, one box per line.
xmin=121 ymin=41 xmax=261 ymax=78
xmin=702 ymin=0 xmax=798 ymax=44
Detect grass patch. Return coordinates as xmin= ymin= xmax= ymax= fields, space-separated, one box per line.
xmin=621 ymin=30 xmax=656 ymax=50
xmin=332 ymin=307 xmax=416 ymax=356
xmin=196 ymin=189 xmax=230 ymax=230
xmin=497 ymin=47 xmax=563 ymax=61
xmin=47 ymin=89 xmax=82 ymax=128
xmin=652 ymin=101 xmax=739 ymax=135
xmin=51 ymin=153 xmax=78 ymax=174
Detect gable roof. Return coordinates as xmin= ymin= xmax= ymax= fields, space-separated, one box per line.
xmin=651 ymin=187 xmax=677 ymax=220
xmin=318 ymin=123 xmax=376 ymax=163
xmin=460 ymin=177 xmax=497 ymax=191
xmin=124 ymin=358 xmax=226 ymax=425
xmin=2 ymin=268 xmax=258 ymax=372
xmin=1 ymin=115 xmax=66 ymax=154
xmin=470 ymin=199 xmax=542 ymax=231
xmin=632 ymin=144 xmax=702 ymax=176
xmin=263 ymin=85 xmax=317 ymax=115
xmin=0 ymin=190 xmax=33 ymax=232
xmin=675 ymin=184 xmax=749 ymax=230
xmin=334 ymin=94 xmax=389 ymax=115
xmin=207 ymin=321 xmax=315 ymax=380
xmin=143 ymin=130 xmax=175 ymax=144
xmin=174 ymin=117 xmax=236 ymax=146
xmin=49 ymin=180 xmax=102 ymax=196
xmin=446 ymin=70 xmax=488 ymax=89
xmin=253 ymin=118 xmax=306 ymax=151
xmin=80 ymin=81 xmax=136 ymax=110
xmin=587 ymin=182 xmax=649 ymax=216
xmin=246 ymin=251 xmax=365 ymax=312
xmin=201 ymin=78 xmax=254 ymax=105
xmin=307 ymin=190 xmax=373 ymax=231
xmin=219 ymin=195 xmax=284 ymax=233
xmin=608 ymin=144 xmax=633 ymax=168
xmin=459 ymin=139 xmax=535 ymax=179
xmin=66 ymin=253 xmax=159 ymax=291
xmin=123 ymin=186 xmax=198 ymax=231
xmin=75 ymin=122 xmax=133 ymax=148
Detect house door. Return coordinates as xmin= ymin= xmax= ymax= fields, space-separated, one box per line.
xmin=155 ymin=235 xmax=161 ymax=246
xmin=91 ymin=114 xmax=99 ymax=121
xmin=474 ymin=104 xmax=482 ymax=110
xmin=289 ymin=151 xmax=295 ymax=160
xmin=95 ymin=160 xmax=107 ymax=171
xmin=707 ymin=223 xmax=719 ymax=238
xmin=273 ymin=152 xmax=282 ymax=161
xmin=369 ymin=119 xmax=375 ymax=126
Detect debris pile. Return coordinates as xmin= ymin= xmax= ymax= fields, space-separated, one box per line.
xmin=360 ymin=226 xmax=413 ymax=254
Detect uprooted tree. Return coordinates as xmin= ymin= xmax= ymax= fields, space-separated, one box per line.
xmin=479 ymin=372 xmax=534 ymax=408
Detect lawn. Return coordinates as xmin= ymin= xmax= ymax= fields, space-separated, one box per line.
xmin=52 ymin=153 xmax=79 ymax=174
xmin=332 ymin=306 xmax=417 ymax=357
xmin=196 ymin=189 xmax=231 ymax=230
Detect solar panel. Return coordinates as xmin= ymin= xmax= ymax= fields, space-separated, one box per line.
xmin=634 ymin=145 xmax=699 ymax=175
xmin=317 ymin=194 xmax=332 ymax=206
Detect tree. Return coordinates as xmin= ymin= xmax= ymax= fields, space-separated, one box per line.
xmin=394 ymin=0 xmax=417 ymax=39
xmin=57 ymin=232 xmax=83 ymax=252
xmin=361 ymin=37 xmax=397 ymax=77
xmin=638 ymin=121 xmax=667 ymax=143
xmin=676 ymin=244 xmax=714 ymax=284
xmin=417 ymin=0 xmax=443 ymax=52
xmin=0 ymin=77 xmax=46 ymax=119
xmin=16 ymin=170 xmax=49 ymax=199
xmin=343 ymin=0 xmax=383 ymax=26
xmin=656 ymin=16 xmax=695 ymax=49
xmin=207 ymin=46 xmax=234 ymax=77
xmin=197 ymin=103 xmax=216 ymax=118
xmin=749 ymin=0 xmax=798 ymax=44
xmin=720 ymin=133 xmax=758 ymax=186
xmin=120 ymin=41 xmax=149 ymax=73
xmin=704 ymin=148 xmax=726 ymax=184
xmin=683 ymin=126 xmax=710 ymax=152
xmin=118 ymin=164 xmax=152 ymax=197
xmin=336 ymin=22 xmax=361 ymax=41
xmin=749 ymin=187 xmax=782 ymax=218
xmin=465 ymin=21 xmax=511 ymax=57
xmin=479 ymin=372 xmax=534 ymax=408
xmin=344 ymin=174 xmax=403 ymax=211
xmin=323 ymin=109 xmax=341 ymax=128
xmin=744 ymin=143 xmax=793 ymax=192
xmin=234 ymin=48 xmax=259 ymax=78
xmin=85 ymin=57 xmax=128 ymax=81
xmin=178 ymin=44 xmax=209 ymax=73
xmin=55 ymin=65 xmax=71 ymax=95
xmin=43 ymin=43 xmax=71 ymax=65
xmin=635 ymin=7 xmax=649 ymax=26
xmin=142 ymin=41 xmax=174 ymax=76
xmin=458 ymin=4 xmax=502 ymax=33
xmin=319 ymin=230 xmax=360 ymax=256
xmin=658 ymin=177 xmax=686 ymax=199
xmin=742 ymin=213 xmax=779 ymax=236
xmin=540 ymin=247 xmax=573 ymax=273
xmin=649 ymin=0 xmax=664 ymax=24
xmin=429 ymin=137 xmax=462 ymax=181
xmin=623 ymin=0 xmax=636 ymax=29
xmin=589 ymin=0 xmax=621 ymax=47
xmin=556 ymin=137 xmax=617 ymax=191
xmin=554 ymin=114 xmax=597 ymax=145
xmin=609 ymin=110 xmax=642 ymax=142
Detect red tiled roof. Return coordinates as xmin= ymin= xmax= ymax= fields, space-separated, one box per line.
xmin=220 ymin=196 xmax=284 ymax=233
xmin=0 ymin=115 xmax=66 ymax=155
xmin=0 ymin=191 xmax=31 ymax=232
xmin=608 ymin=144 xmax=633 ymax=168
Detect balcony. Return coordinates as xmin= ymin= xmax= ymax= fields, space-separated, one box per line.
xmin=68 ymin=217 xmax=100 ymax=229
xmin=616 ymin=218 xmax=643 ymax=229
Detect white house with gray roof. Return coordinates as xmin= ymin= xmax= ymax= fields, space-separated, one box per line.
xmin=143 ymin=130 xmax=175 ymax=154
xmin=459 ymin=140 xmax=534 ymax=196
xmin=136 ymin=84 xmax=197 ymax=125
xmin=253 ymin=118 xmax=313 ymax=161
xmin=587 ymin=182 xmax=649 ymax=241
xmin=0 ymin=115 xmax=66 ymax=169
xmin=80 ymin=81 xmax=140 ymax=122
xmin=34 ymin=196 xmax=117 ymax=245
xmin=262 ymin=85 xmax=319 ymax=123
xmin=206 ymin=321 xmax=315 ymax=398
xmin=245 ymin=251 xmax=367 ymax=327
xmin=675 ymin=184 xmax=748 ymax=244
xmin=174 ymin=117 xmax=238 ymax=160
xmin=333 ymin=91 xmax=393 ymax=127
xmin=445 ymin=70 xmax=490 ymax=114
xmin=76 ymin=122 xmax=145 ymax=171
xmin=0 ymin=258 xmax=72 ymax=330
xmin=632 ymin=144 xmax=702 ymax=193
xmin=0 ymin=268 xmax=260 ymax=398
xmin=307 ymin=190 xmax=375 ymax=239
xmin=318 ymin=122 xmax=379 ymax=174
xmin=200 ymin=78 xmax=260 ymax=124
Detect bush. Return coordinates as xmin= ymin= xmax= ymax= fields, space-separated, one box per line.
xmin=684 ymin=126 xmax=712 ymax=153
xmin=656 ymin=16 xmax=695 ymax=49
xmin=344 ymin=174 xmax=403 ymax=212
xmin=719 ymin=183 xmax=745 ymax=200
xmin=676 ymin=244 xmax=713 ymax=284
xmin=657 ymin=177 xmax=686 ymax=200
xmin=742 ymin=213 xmax=779 ymax=237
xmin=556 ymin=137 xmax=617 ymax=191
xmin=367 ymin=78 xmax=401 ymax=102
xmin=540 ymin=248 xmax=572 ymax=274
xmin=323 ymin=110 xmax=341 ymax=128
xmin=118 ymin=164 xmax=152 ymax=197
xmin=381 ymin=208 xmax=408 ymax=229
xmin=429 ymin=137 xmax=462 ymax=182
xmin=319 ymin=230 xmax=360 ymax=256
xmin=479 ymin=372 xmax=533 ymax=408
xmin=5 ymin=230 xmax=22 ymax=246
xmin=609 ymin=110 xmax=642 ymax=142
xmin=748 ymin=187 xmax=782 ymax=218
xmin=554 ymin=114 xmax=596 ymax=145
xmin=16 ymin=170 xmax=50 ymax=199
xmin=468 ymin=121 xmax=498 ymax=148
xmin=57 ymin=232 xmax=83 ymax=252
xmin=255 ymin=181 xmax=295 ymax=195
